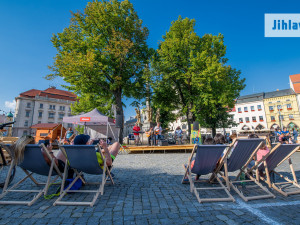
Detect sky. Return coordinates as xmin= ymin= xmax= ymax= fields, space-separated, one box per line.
xmin=0 ymin=0 xmax=300 ymax=120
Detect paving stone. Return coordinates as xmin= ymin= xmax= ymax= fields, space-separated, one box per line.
xmin=1 ymin=153 xmax=300 ymax=224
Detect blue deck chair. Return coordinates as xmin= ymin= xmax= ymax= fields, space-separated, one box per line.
xmin=210 ymin=138 xmax=275 ymax=201
xmin=247 ymin=143 xmax=300 ymax=196
xmin=54 ymin=144 xmax=114 ymax=207
xmin=182 ymin=145 xmax=235 ymax=203
xmin=0 ymin=144 xmax=62 ymax=206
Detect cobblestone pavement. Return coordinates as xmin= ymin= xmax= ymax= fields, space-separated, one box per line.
xmin=1 ymin=152 xmax=300 ymax=224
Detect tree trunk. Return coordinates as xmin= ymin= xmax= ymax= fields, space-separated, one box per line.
xmin=212 ymin=127 xmax=216 ymax=138
xmin=115 ymin=91 xmax=124 ymax=144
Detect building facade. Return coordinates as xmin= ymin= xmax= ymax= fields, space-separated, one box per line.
xmin=233 ymin=93 xmax=268 ymax=133
xmin=13 ymin=87 xmax=77 ymax=137
xmin=263 ymin=89 xmax=300 ymax=130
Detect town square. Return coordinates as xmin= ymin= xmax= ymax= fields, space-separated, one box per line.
xmin=1 ymin=0 xmax=300 ymax=224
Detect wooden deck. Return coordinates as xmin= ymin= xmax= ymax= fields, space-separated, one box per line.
xmin=122 ymin=144 xmax=195 ymax=153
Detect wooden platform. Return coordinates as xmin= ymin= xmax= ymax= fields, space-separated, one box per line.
xmin=122 ymin=144 xmax=195 ymax=154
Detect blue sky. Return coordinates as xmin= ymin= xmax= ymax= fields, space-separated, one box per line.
xmin=0 ymin=0 xmax=300 ymax=120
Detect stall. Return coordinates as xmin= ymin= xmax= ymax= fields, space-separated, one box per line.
xmin=62 ymin=108 xmax=119 ymax=142
xmin=31 ymin=123 xmax=66 ymax=144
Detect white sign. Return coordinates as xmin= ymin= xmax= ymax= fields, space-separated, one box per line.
xmin=265 ymin=14 xmax=300 ymax=37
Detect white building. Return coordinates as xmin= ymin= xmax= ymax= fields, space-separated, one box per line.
xmin=233 ymin=93 xmax=268 ymax=133
xmin=13 ymin=87 xmax=77 ymax=137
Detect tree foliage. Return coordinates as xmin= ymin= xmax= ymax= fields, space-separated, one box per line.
xmin=46 ymin=0 xmax=150 ymax=143
xmin=152 ymin=16 xmax=245 ymax=136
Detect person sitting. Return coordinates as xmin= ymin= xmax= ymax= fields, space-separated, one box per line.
xmin=12 ymin=136 xmax=67 ymax=177
xmin=214 ymin=133 xmax=226 ymax=145
xmin=146 ymin=127 xmax=154 ymax=146
xmin=174 ymin=126 xmax=183 ymax=144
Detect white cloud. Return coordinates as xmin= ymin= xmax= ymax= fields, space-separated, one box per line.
xmin=5 ymin=100 xmax=16 ymax=111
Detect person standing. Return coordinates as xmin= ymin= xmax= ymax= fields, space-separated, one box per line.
xmin=133 ymin=122 xmax=140 ymax=145
xmin=293 ymin=128 xmax=298 ymax=143
xmin=154 ymin=122 xmax=163 ymax=145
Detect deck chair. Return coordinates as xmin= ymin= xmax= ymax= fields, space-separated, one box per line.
xmin=0 ymin=144 xmax=62 ymax=206
xmin=247 ymin=143 xmax=300 ymax=197
xmin=182 ymin=144 xmax=235 ymax=203
xmin=210 ymin=138 xmax=275 ymax=201
xmin=54 ymin=145 xmax=114 ymax=207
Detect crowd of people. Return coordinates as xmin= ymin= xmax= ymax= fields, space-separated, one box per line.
xmin=271 ymin=127 xmax=299 ymax=144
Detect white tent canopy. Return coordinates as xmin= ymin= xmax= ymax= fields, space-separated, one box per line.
xmin=62 ymin=108 xmax=119 ymax=142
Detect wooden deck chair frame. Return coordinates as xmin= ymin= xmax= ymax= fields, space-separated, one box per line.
xmin=0 ymin=144 xmax=63 ymax=206
xmin=182 ymin=145 xmax=235 ymax=203
xmin=54 ymin=144 xmax=114 ymax=207
xmin=247 ymin=144 xmax=300 ymax=197
xmin=210 ymin=138 xmax=275 ymax=201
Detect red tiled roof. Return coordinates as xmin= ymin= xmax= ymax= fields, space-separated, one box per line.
xmin=290 ymin=74 xmax=300 ymax=83
xmin=292 ymin=83 xmax=300 ymax=94
xmin=31 ymin=123 xmax=60 ymax=129
xmin=19 ymin=88 xmax=77 ymax=101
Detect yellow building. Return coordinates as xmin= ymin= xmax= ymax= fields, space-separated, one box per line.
xmin=263 ymin=89 xmax=300 ymax=130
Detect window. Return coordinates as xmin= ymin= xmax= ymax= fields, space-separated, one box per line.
xmin=271 ymin=116 xmax=275 ymax=121
xmin=39 ymin=103 xmax=43 ymax=109
xmin=49 ymin=105 xmax=56 ymax=110
xmin=268 ymin=102 xmax=272 ymax=104
xmin=67 ymin=124 xmax=73 ymax=128
xmin=59 ymin=106 xmax=65 ymax=111
xmin=259 ymin=116 xmax=264 ymax=121
xmin=287 ymin=103 xmax=292 ymax=109
xmin=250 ymin=106 xmax=255 ymax=111
xmin=38 ymin=111 xmax=43 ymax=118
xmin=245 ymin=117 xmax=250 ymax=122
xmin=277 ymin=101 xmax=281 ymax=103
xmin=48 ymin=122 xmax=54 ymax=124
xmin=23 ymin=130 xmax=28 ymax=136
xmin=277 ymin=105 xmax=282 ymax=110
xmin=38 ymin=121 xmax=41 ymax=124
xmin=24 ymin=120 xmax=28 ymax=127
xmin=68 ymin=107 xmax=71 ymax=112
xmin=238 ymin=107 xmax=242 ymax=113
xmin=269 ymin=106 xmax=274 ymax=111
xmin=289 ymin=114 xmax=294 ymax=120
xmin=239 ymin=118 xmax=243 ymax=123
xmin=286 ymin=99 xmax=290 ymax=101
xmin=252 ymin=116 xmax=256 ymax=122
xmin=25 ymin=111 xmax=30 ymax=117
xmin=244 ymin=107 xmax=248 ymax=112
xmin=58 ymin=113 xmax=64 ymax=119
xmin=279 ymin=115 xmax=284 ymax=121
xmin=26 ymin=102 xmax=31 ymax=108
xmin=257 ymin=105 xmax=262 ymax=110
xmin=48 ymin=112 xmax=55 ymax=119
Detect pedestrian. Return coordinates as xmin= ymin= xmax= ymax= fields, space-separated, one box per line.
xmin=292 ymin=128 xmax=298 ymax=143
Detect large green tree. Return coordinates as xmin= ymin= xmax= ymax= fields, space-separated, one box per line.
xmin=152 ymin=16 xmax=245 ymax=136
xmin=46 ymin=0 xmax=150 ymax=143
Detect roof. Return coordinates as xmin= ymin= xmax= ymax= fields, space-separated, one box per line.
xmin=290 ymin=74 xmax=300 ymax=84
xmin=292 ymin=83 xmax=300 ymax=94
xmin=31 ymin=123 xmax=61 ymax=129
xmin=19 ymin=87 xmax=77 ymax=101
xmin=264 ymin=88 xmax=295 ymax=99
xmin=236 ymin=92 xmax=264 ymax=104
